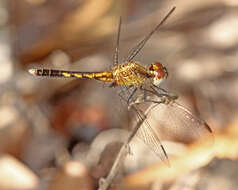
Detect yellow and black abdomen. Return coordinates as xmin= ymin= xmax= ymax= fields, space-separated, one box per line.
xmin=28 ymin=68 xmax=114 ymax=82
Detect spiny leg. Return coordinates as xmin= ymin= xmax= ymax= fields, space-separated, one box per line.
xmin=126 ymin=87 xmax=138 ymax=105
xmin=151 ymin=84 xmax=178 ymax=101
xmin=150 ymin=85 xmax=178 ymax=100
xmin=117 ymin=86 xmax=135 ymax=104
xmin=143 ymin=86 xmax=176 ymax=100
xmin=129 ymin=86 xmax=177 ymax=107
xmin=143 ymin=90 xmax=169 ymax=105
xmin=152 ymin=84 xmax=170 ymax=94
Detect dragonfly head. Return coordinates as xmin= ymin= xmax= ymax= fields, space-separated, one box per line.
xmin=149 ymin=62 xmax=168 ymax=86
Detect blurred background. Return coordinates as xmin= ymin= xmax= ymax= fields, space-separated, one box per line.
xmin=1 ymin=0 xmax=238 ymax=189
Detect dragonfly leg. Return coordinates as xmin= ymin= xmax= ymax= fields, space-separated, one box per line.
xmin=117 ymin=89 xmax=128 ymax=103
xmin=109 ymin=81 xmax=117 ymax=87
xmin=128 ymin=87 xmax=175 ymax=107
xmin=150 ymin=85 xmax=178 ymax=101
xmin=117 ymin=86 xmax=138 ymax=107
xmin=143 ymin=95 xmax=168 ymax=105
xmin=141 ymin=86 xmax=173 ymax=99
xmin=117 ymin=86 xmax=134 ymax=103
xmin=127 ymin=87 xmax=137 ymax=105
xmin=128 ymin=92 xmax=164 ymax=107
xmin=152 ymin=84 xmax=170 ymax=94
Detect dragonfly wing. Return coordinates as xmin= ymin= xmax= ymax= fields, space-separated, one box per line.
xmin=148 ymin=101 xmax=213 ymax=143
xmin=125 ymin=7 xmax=176 ymax=62
xmin=135 ymin=115 xmax=170 ymax=166
xmin=113 ymin=17 xmax=122 ymax=67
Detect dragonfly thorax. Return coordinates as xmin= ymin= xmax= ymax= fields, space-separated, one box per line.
xmin=111 ymin=61 xmax=168 ymax=87
xmin=148 ymin=62 xmax=168 ymax=86
xmin=112 ymin=62 xmax=148 ymax=86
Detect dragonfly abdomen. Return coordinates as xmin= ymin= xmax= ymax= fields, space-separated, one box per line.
xmin=28 ymin=68 xmax=114 ymax=82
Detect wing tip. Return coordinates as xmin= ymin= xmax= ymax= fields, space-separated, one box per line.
xmin=160 ymin=144 xmax=171 ymax=167
xmin=204 ymin=122 xmax=213 ymax=133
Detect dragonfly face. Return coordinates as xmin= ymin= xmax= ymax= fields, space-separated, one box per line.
xmin=148 ymin=62 xmax=168 ymax=86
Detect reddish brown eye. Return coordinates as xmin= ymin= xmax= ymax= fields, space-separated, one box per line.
xmin=149 ymin=62 xmax=162 ymax=71
xmin=156 ymin=68 xmax=163 ymax=79
xmin=149 ymin=62 xmax=168 ymax=79
xmin=153 ymin=62 xmax=162 ymax=68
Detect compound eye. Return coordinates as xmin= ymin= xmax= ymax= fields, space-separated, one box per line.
xmin=149 ymin=62 xmax=162 ymax=71
xmin=156 ymin=68 xmax=164 ymax=79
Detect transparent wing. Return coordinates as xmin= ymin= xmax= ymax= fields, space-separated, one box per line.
xmin=135 ymin=115 xmax=170 ymax=166
xmin=147 ymin=100 xmax=213 ymax=143
xmin=133 ymin=99 xmax=213 ymax=166
xmin=118 ymin=87 xmax=171 ymax=166
xmin=125 ymin=7 xmax=176 ymax=62
xmin=113 ymin=17 xmax=122 ymax=67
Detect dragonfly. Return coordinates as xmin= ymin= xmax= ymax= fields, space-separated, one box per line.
xmin=29 ymin=6 xmax=213 ymax=166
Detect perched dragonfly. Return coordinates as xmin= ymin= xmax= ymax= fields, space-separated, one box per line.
xmin=29 ymin=7 xmax=213 ymax=165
